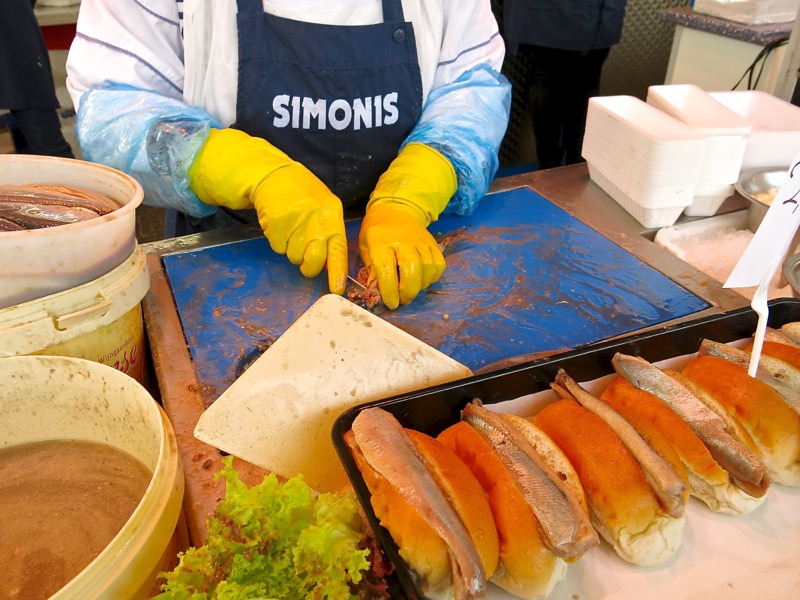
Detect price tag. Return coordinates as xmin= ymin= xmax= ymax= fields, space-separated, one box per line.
xmin=725 ymin=153 xmax=800 ymax=289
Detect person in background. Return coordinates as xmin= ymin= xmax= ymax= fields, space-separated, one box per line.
xmin=0 ymin=0 xmax=74 ymax=158
xmin=502 ymin=0 xmax=627 ymax=169
xmin=66 ymin=0 xmax=511 ymax=309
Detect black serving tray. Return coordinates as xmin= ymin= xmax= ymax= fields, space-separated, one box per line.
xmin=331 ymin=298 xmax=800 ymax=600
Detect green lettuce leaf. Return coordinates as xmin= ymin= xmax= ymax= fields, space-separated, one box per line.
xmin=156 ymin=457 xmax=372 ymax=599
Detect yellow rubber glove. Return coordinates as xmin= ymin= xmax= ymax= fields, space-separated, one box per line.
xmin=359 ymin=142 xmax=457 ymax=309
xmin=188 ymin=128 xmax=348 ymax=295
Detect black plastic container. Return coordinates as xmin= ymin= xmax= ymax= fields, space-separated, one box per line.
xmin=332 ymin=298 xmax=800 ymax=599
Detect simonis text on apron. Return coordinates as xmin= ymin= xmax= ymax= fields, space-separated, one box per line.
xmin=233 ymin=0 xmax=423 ymax=209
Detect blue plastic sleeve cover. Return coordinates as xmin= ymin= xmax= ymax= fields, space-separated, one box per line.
xmin=75 ymin=84 xmax=220 ymax=218
xmin=404 ymin=64 xmax=512 ymax=216
xmin=76 ymin=67 xmax=511 ymax=220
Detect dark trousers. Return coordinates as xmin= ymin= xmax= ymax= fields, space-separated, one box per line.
xmin=7 ymin=108 xmax=74 ymax=158
xmin=519 ymin=45 xmax=610 ymax=170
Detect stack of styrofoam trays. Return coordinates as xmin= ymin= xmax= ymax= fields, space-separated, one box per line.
xmin=710 ymin=90 xmax=800 ymax=171
xmin=582 ymin=95 xmax=707 ymax=229
xmin=646 ymin=84 xmax=751 ymax=217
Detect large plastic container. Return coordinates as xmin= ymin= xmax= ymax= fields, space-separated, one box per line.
xmin=0 ymin=355 xmax=185 ymax=599
xmin=0 ymin=244 xmax=150 ymax=383
xmin=0 ymin=155 xmax=144 ymax=308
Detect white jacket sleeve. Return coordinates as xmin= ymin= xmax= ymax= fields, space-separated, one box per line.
xmin=66 ymin=0 xmax=218 ymax=217
xmin=405 ymin=0 xmax=511 ymax=216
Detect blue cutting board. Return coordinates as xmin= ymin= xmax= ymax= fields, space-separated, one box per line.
xmin=163 ymin=187 xmax=709 ymax=402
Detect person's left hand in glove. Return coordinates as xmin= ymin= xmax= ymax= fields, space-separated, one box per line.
xmin=358 ymin=142 xmax=457 ymax=309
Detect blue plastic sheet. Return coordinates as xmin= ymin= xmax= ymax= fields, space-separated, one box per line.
xmin=163 ymin=187 xmax=709 ymax=402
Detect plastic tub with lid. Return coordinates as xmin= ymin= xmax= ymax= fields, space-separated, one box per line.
xmin=0 ymin=155 xmax=144 ymax=309
xmin=0 ymin=244 xmax=150 ymax=383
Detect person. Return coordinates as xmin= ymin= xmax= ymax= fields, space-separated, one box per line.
xmin=502 ymin=0 xmax=627 ymax=169
xmin=0 ymin=0 xmax=75 ymax=158
xmin=65 ymin=0 xmax=511 ymax=309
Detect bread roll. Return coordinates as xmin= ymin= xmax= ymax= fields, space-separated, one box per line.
xmin=681 ymin=355 xmax=800 ymax=487
xmin=552 ymin=369 xmax=687 ymax=518
xmin=600 ymin=376 xmax=765 ymax=515
xmin=532 ymin=399 xmax=685 ymax=566
xmin=406 ymin=429 xmax=499 ymax=579
xmin=344 ymin=408 xmax=496 ymax=600
xmin=438 ymin=421 xmax=569 ymax=600
xmin=501 ymin=413 xmax=592 ymax=521
xmin=599 ymin=377 xmax=689 ymax=487
xmin=346 ymin=431 xmax=453 ymax=591
xmin=748 ymin=339 xmax=800 ymax=370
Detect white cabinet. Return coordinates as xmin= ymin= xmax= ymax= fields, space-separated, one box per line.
xmin=662 ymin=7 xmax=792 ymax=93
xmin=665 ymin=24 xmax=788 ymax=92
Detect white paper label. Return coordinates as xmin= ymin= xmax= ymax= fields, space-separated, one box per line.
xmin=725 ymin=152 xmax=800 ymax=289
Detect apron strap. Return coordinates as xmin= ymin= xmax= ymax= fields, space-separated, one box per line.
xmin=237 ymin=0 xmax=263 ymax=13
xmin=382 ymin=0 xmax=405 ymax=22
xmin=237 ymin=0 xmax=404 ymax=22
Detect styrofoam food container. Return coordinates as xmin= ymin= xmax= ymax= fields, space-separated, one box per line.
xmin=0 ymin=355 xmax=184 ymax=599
xmin=647 ymin=85 xmax=752 ymax=136
xmin=0 ymin=155 xmax=144 ymax=309
xmin=646 ymin=85 xmax=750 ymax=217
xmin=583 ymin=130 xmax=703 ymax=186
xmin=709 ymin=91 xmax=800 ymax=170
xmin=587 ymin=163 xmax=695 ymax=228
xmin=684 ymin=184 xmax=736 ymax=218
xmin=584 ymin=95 xmax=707 ymax=148
xmin=582 ymin=96 xmax=706 ymax=227
xmin=646 ymin=85 xmax=751 ymax=179
xmin=583 ymin=96 xmax=706 ymax=177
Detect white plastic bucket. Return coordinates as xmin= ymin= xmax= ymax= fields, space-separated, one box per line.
xmin=0 ymin=155 xmax=144 ymax=308
xmin=0 ymin=355 xmax=185 ymax=599
xmin=0 ymin=244 xmax=149 ymax=383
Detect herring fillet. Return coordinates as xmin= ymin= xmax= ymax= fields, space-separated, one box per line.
xmin=667 ymin=369 xmax=760 ymax=455
xmin=611 ymin=353 xmax=769 ymax=498
xmin=0 ymin=184 xmax=116 ymax=230
xmin=698 ymin=339 xmax=800 ymax=416
xmin=0 ymin=184 xmax=115 ymax=213
xmin=462 ymin=402 xmax=598 ymax=559
xmin=351 ymin=408 xmax=486 ymax=599
xmin=552 ymin=369 xmax=687 ymax=518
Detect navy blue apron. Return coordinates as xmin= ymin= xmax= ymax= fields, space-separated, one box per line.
xmin=233 ymin=0 xmax=423 ymax=209
xmin=179 ymin=0 xmax=423 ymax=234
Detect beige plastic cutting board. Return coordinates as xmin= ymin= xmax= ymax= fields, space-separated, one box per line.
xmin=194 ymin=294 xmax=473 ymax=493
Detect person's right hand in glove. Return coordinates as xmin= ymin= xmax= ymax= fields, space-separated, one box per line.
xmin=188 ymin=128 xmax=348 ymax=295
